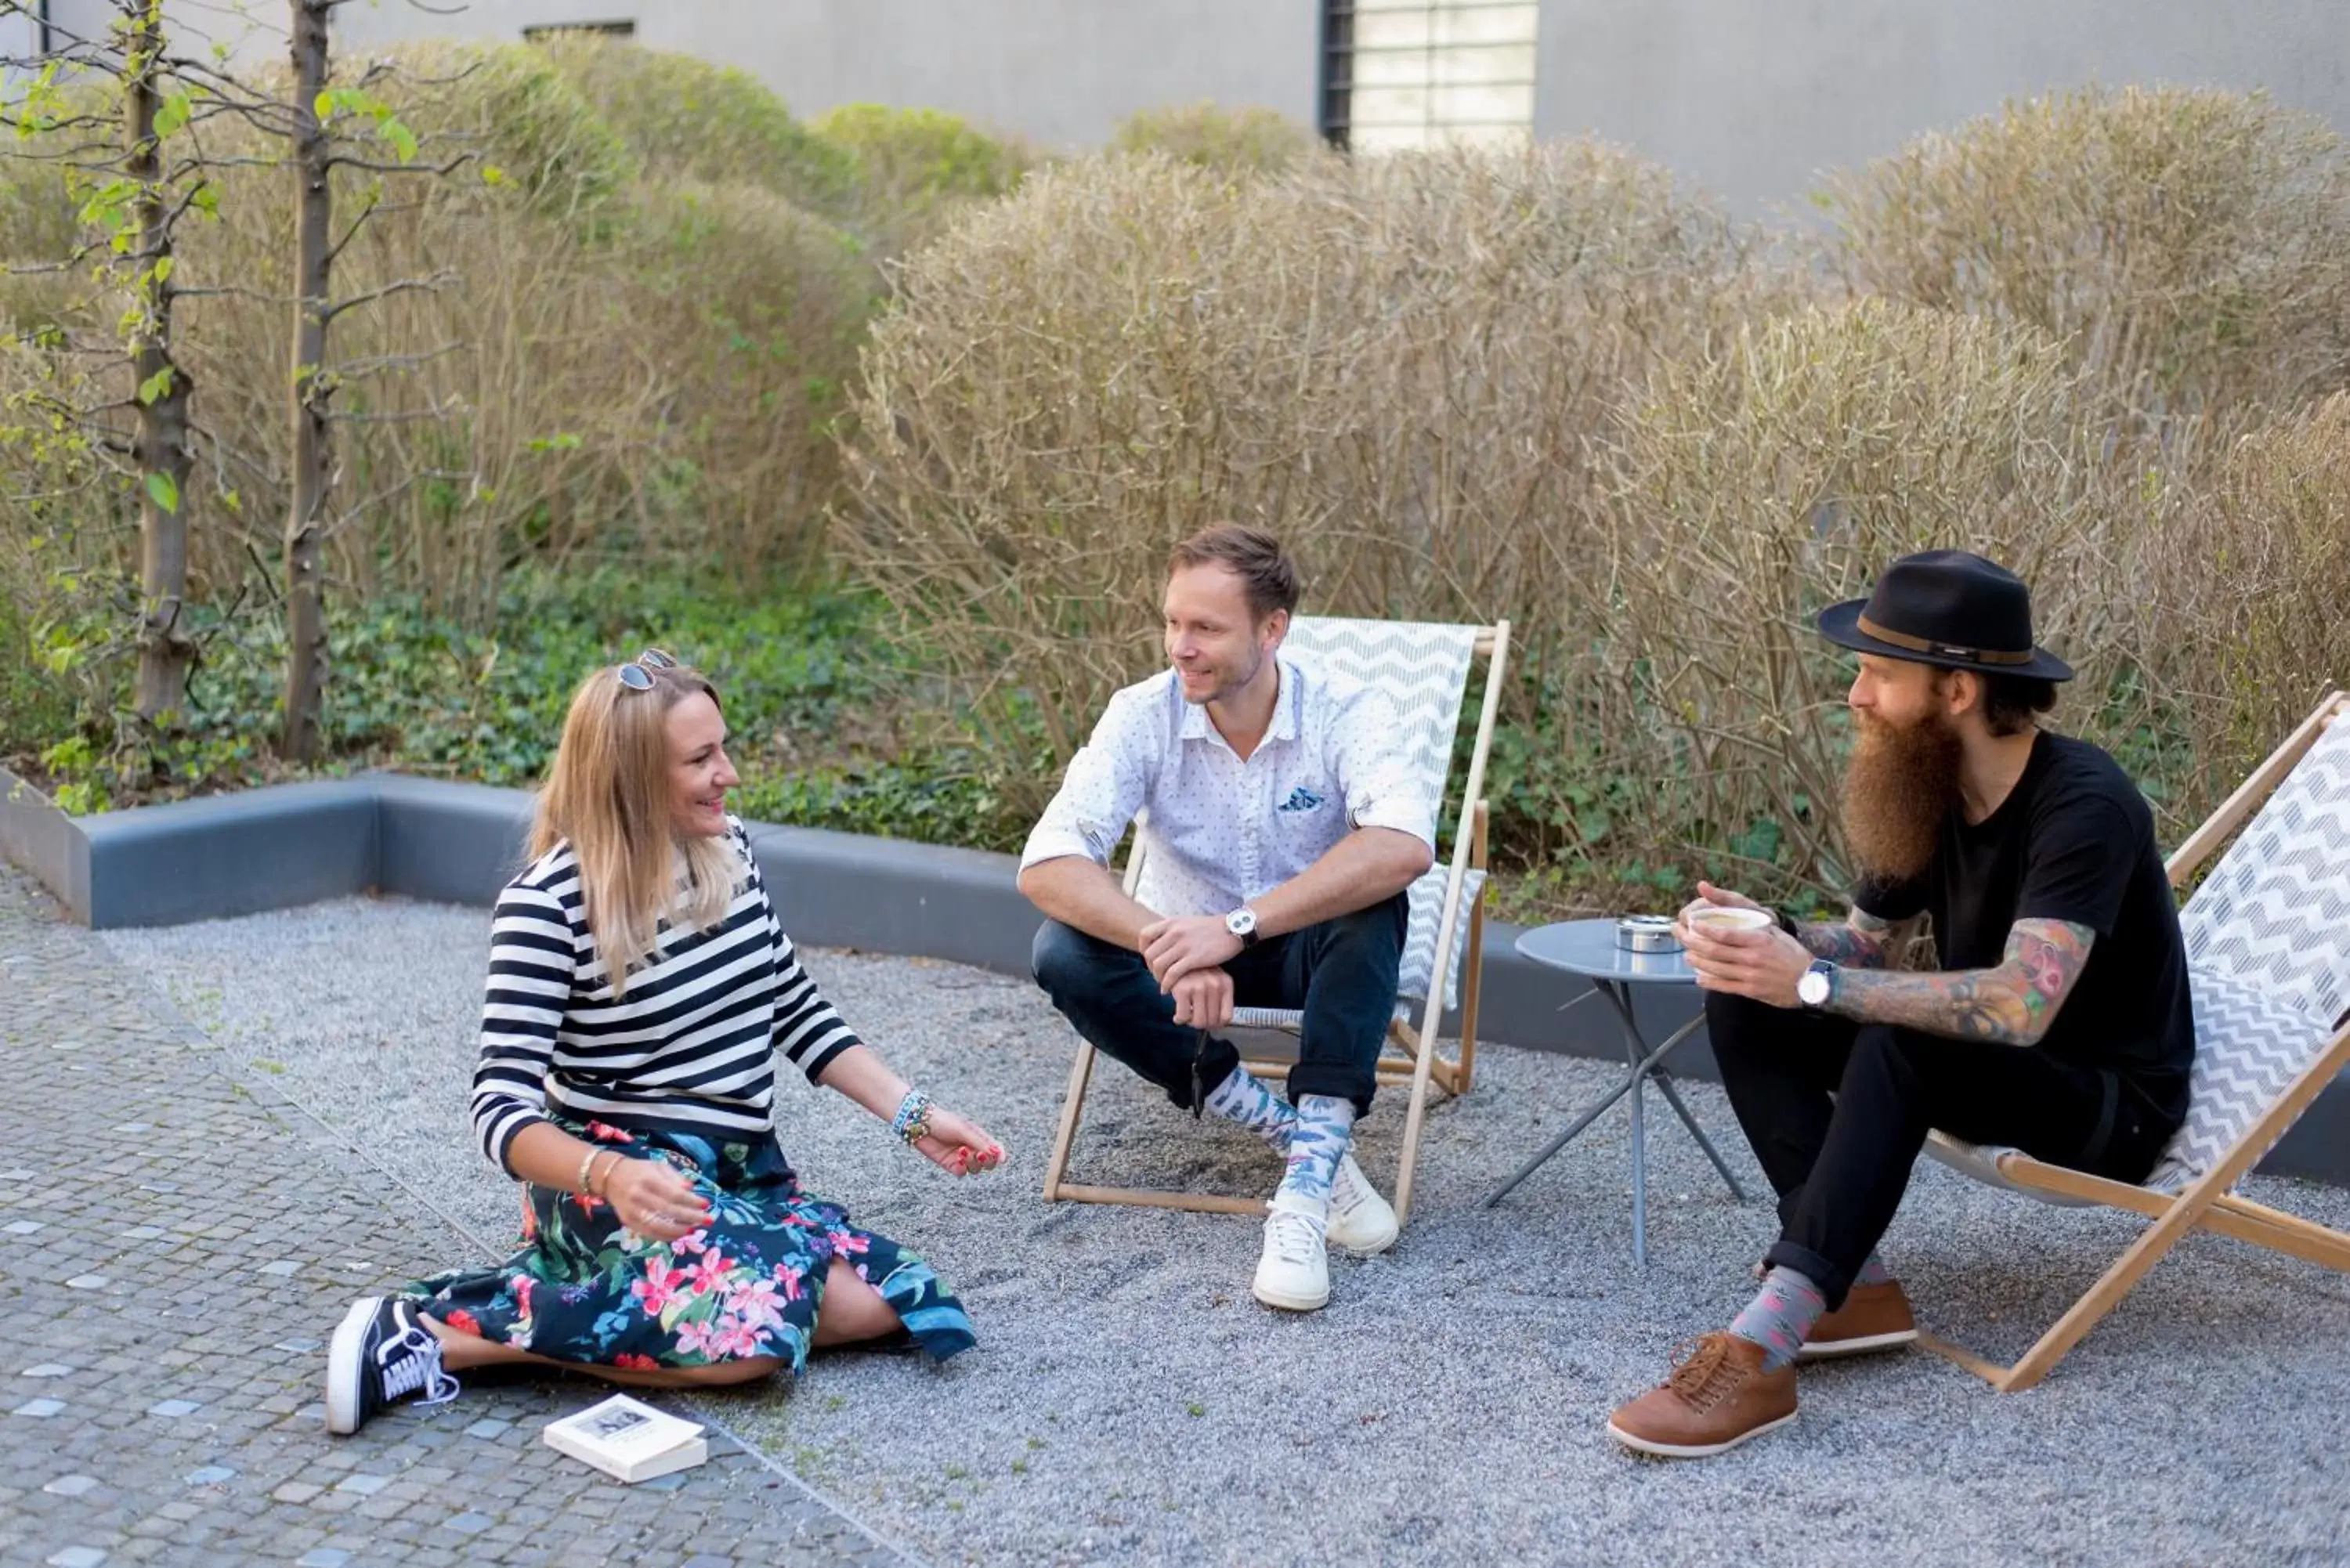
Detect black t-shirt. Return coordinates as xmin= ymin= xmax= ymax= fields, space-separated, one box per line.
xmin=1856 ymin=731 xmax=2195 ymax=1125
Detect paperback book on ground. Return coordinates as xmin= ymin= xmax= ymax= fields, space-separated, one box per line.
xmin=542 ymin=1393 xmax=708 ymax=1483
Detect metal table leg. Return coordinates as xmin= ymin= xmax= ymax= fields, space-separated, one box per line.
xmin=1484 ymin=976 xmax=1746 ymax=1265
xmin=1481 ymin=1050 xmax=1647 ymax=1206
xmin=1623 ymin=985 xmax=1648 ymax=1263
xmin=1483 ymin=985 xmax=1705 ymax=1210
xmin=1650 ymin=1071 xmax=1748 ymax=1201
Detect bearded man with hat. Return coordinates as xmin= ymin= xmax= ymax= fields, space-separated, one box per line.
xmin=1608 ymin=549 xmax=2196 ymax=1458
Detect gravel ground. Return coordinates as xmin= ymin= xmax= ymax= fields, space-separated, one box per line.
xmin=110 ymin=895 xmax=2350 ymax=1568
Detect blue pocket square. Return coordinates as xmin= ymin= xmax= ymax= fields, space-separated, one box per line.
xmin=1277 ymin=786 xmax=1325 ymax=814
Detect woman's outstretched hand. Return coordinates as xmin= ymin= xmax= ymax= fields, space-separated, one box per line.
xmin=914 ymin=1107 xmax=1005 ymax=1177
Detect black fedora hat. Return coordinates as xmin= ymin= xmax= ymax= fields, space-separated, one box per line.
xmin=1817 ymin=550 xmax=2073 ymax=682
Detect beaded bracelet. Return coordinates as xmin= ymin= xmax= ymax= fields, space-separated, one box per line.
xmin=891 ymin=1089 xmax=934 ymax=1147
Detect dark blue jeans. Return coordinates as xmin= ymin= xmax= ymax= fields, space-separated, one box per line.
xmin=1030 ymin=893 xmax=1408 ymax=1116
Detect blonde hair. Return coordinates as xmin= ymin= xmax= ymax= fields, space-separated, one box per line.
xmin=533 ymin=661 xmax=738 ymax=995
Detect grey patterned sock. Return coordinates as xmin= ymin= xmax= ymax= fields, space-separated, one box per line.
xmin=1203 ymin=1064 xmax=1296 ymax=1153
xmin=1274 ymin=1093 xmax=1354 ymax=1209
xmin=1730 ymin=1266 xmax=1828 ymax=1371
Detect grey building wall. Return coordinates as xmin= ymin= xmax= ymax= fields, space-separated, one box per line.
xmin=326 ymin=0 xmax=1323 ymax=150
xmin=31 ymin=2 xmax=2346 ymax=208
xmin=27 ymin=1 xmax=1319 ymax=150
xmin=1533 ymin=0 xmax=2350 ymax=211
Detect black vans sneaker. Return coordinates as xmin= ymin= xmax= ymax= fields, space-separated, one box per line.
xmin=326 ymin=1295 xmax=461 ymax=1436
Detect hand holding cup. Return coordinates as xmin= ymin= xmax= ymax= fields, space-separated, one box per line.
xmin=1677 ymin=887 xmax=1810 ymax=1006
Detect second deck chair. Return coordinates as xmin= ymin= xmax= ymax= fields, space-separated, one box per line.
xmin=1040 ymin=615 xmax=1511 ymax=1228
xmin=1919 ymin=689 xmax=2350 ymax=1390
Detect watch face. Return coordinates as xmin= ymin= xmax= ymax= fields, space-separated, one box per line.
xmin=1799 ymin=970 xmax=1829 ymax=1004
xmin=1226 ymin=909 xmax=1256 ymax=936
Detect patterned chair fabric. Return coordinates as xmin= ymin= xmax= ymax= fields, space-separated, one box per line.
xmin=1933 ymin=711 xmax=2350 ymax=1197
xmin=1225 ymin=616 xmax=1485 ymax=1024
xmin=2149 ymin=712 xmax=2350 ymax=1189
xmin=2142 ymin=968 xmax=2335 ymax=1192
xmin=2176 ymin=714 xmax=2350 ymax=1030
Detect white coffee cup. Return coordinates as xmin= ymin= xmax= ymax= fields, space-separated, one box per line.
xmin=1687 ymin=905 xmax=1774 ymax=934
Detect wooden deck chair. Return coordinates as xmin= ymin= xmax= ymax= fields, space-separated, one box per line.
xmin=1040 ymin=616 xmax=1511 ymax=1228
xmin=1918 ymin=689 xmax=2350 ymax=1391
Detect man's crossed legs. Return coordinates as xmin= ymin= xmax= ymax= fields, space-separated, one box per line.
xmin=1033 ymin=892 xmax=1408 ymax=1311
xmin=1609 ymin=992 xmax=2172 ymax=1457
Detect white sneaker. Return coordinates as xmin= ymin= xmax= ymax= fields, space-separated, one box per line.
xmin=1252 ymin=1193 xmax=1332 ymax=1312
xmin=1325 ymin=1152 xmax=1398 ymax=1256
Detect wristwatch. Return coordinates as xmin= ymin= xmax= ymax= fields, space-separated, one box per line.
xmin=1224 ymin=906 xmax=1260 ymax=948
xmin=1797 ymin=959 xmax=1838 ymax=1010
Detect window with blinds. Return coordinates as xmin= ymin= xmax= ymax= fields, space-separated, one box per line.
xmin=1321 ymin=0 xmax=1539 ymax=152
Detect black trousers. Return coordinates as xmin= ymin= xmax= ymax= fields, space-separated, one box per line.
xmin=1030 ymin=893 xmax=1408 ymax=1117
xmin=1707 ymin=992 xmax=2178 ymax=1310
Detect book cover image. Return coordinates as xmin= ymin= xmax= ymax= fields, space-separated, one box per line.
xmin=544 ymin=1395 xmax=709 ymax=1483
xmin=578 ymin=1400 xmax=666 ymax=1447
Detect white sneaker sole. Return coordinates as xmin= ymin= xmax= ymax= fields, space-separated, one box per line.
xmin=324 ymin=1295 xmax=382 ymax=1436
xmin=1607 ymin=1409 xmax=1795 ymax=1458
xmin=1326 ymin=1209 xmax=1398 ymax=1257
xmin=1796 ymin=1328 xmax=1919 ymax=1361
xmin=1252 ymin=1276 xmax=1331 ymax=1312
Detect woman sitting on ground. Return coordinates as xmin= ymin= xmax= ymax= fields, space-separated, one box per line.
xmin=325 ymin=651 xmax=1003 ymax=1433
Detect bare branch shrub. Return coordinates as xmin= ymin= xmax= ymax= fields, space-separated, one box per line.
xmin=1826 ymin=86 xmax=2350 ymax=460
xmin=2 ymin=39 xmax=873 ymax=627
xmin=811 ymin=103 xmax=1039 ymax=262
xmin=840 ymin=143 xmax=1784 ymax=826
xmin=529 ymin=31 xmax=859 ymax=219
xmin=2142 ymin=392 xmax=2350 ymax=804
xmin=1597 ymin=299 xmax=2150 ymax=896
xmin=1110 ymin=102 xmax=1326 ymax=175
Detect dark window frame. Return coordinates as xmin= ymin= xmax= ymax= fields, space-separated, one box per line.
xmin=522 ymin=20 xmax=638 ymax=42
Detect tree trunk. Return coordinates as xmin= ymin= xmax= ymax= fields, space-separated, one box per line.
xmin=280 ymin=0 xmax=331 ymax=762
xmin=125 ymin=0 xmax=194 ymax=728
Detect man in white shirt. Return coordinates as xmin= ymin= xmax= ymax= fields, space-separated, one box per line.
xmin=1019 ymin=526 xmax=1437 ymax=1313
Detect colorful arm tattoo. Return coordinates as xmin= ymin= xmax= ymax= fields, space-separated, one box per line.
xmin=1823 ymin=918 xmax=2096 ymax=1046
xmin=1796 ymin=907 xmax=1897 ymax=968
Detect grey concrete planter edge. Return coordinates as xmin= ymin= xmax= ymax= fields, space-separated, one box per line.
xmin=6 ymin=770 xmax=2343 ymax=1188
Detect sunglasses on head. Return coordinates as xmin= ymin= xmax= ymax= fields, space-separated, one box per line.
xmin=614 ymin=648 xmax=679 ymax=692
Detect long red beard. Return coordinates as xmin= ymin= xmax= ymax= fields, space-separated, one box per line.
xmin=1840 ymin=710 xmax=1964 ymax=883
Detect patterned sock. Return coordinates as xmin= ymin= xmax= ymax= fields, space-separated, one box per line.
xmin=1729 ymin=1266 xmax=1828 ymax=1371
xmin=1274 ymin=1093 xmax=1355 ymax=1211
xmin=1202 ymin=1064 xmax=1297 ymax=1154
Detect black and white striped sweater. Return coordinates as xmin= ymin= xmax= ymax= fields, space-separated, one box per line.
xmin=468 ymin=820 xmax=859 ymax=1174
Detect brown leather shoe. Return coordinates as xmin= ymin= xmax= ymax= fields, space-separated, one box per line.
xmin=1607 ymin=1332 xmax=1796 ymax=1458
xmin=1799 ymin=1280 xmax=1919 ymax=1360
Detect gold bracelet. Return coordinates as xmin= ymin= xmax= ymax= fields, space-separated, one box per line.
xmin=575 ymin=1146 xmax=600 ymax=1194
xmin=588 ymin=1150 xmax=620 ymax=1198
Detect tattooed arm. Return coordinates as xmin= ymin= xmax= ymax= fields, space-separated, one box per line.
xmin=1821 ymin=919 xmax=2096 ymax=1046
xmin=1794 ymin=907 xmax=1899 ymax=969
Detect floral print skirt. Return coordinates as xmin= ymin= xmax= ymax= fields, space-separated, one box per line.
xmin=407 ymin=1118 xmax=975 ymax=1373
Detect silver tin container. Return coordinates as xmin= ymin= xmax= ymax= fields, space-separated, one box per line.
xmin=1614 ymin=914 xmax=1681 ymax=953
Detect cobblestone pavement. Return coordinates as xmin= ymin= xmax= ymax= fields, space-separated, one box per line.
xmin=0 ymin=869 xmax=922 ymax=1568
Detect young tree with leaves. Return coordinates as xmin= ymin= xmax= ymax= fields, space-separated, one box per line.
xmin=4 ymin=0 xmax=206 ymax=732
xmin=7 ymin=0 xmax=458 ymax=765
xmin=281 ymin=0 xmax=455 ymax=761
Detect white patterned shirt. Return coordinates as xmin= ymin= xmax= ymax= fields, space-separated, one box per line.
xmin=1021 ymin=653 xmax=1436 ymax=918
